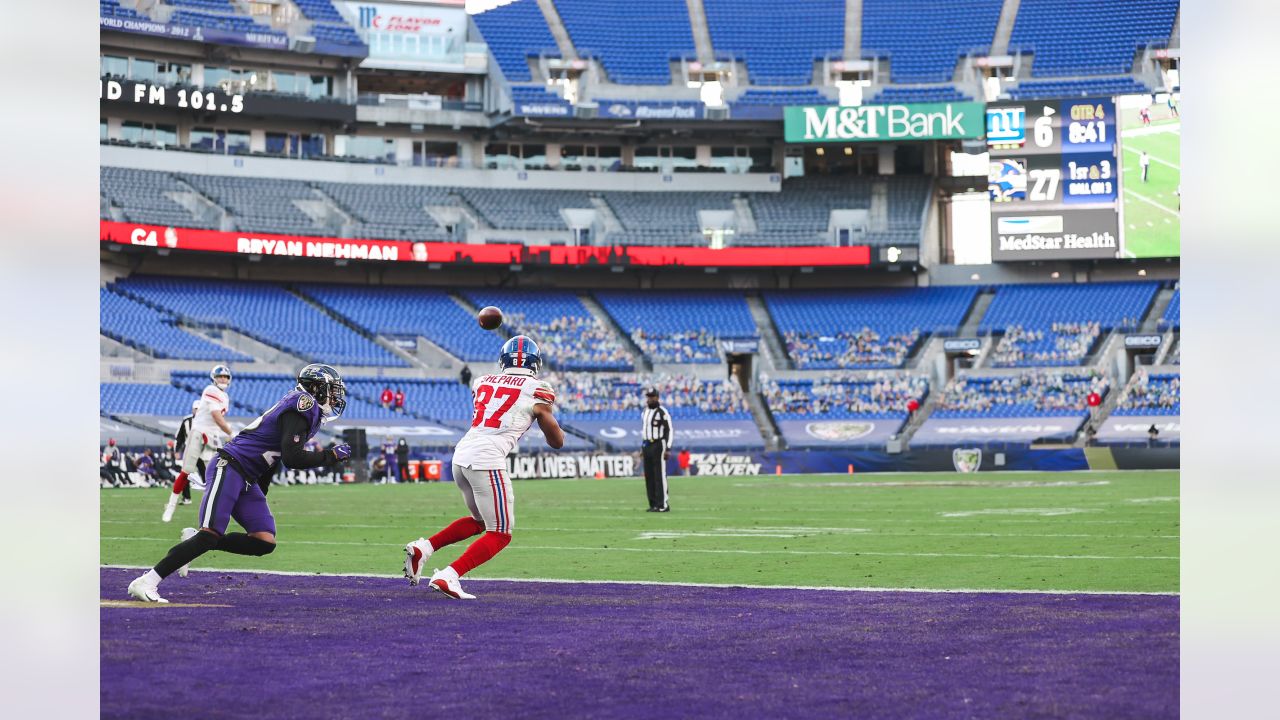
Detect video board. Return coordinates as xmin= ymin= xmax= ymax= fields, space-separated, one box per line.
xmin=986 ymin=98 xmax=1121 ymax=261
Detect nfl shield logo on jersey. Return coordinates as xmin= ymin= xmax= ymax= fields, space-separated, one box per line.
xmin=952 ymin=448 xmax=982 ymax=473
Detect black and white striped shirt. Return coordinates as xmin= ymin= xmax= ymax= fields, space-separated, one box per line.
xmin=642 ymin=405 xmax=674 ymax=451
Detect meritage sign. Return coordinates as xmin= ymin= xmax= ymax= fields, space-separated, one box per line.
xmin=783 ymin=102 xmax=985 ymax=142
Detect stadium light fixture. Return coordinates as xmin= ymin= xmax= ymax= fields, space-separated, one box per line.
xmin=816 ymin=147 xmax=825 ymax=156
xmin=1137 ymin=269 xmax=1147 ymax=276
xmin=1051 ymin=271 xmax=1060 ymax=279
xmin=970 ymin=273 xmax=980 ymax=281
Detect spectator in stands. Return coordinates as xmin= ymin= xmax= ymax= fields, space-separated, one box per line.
xmin=381 ymin=386 xmax=393 ymax=410
xmin=394 ymin=388 xmax=405 ymax=413
xmin=934 ymin=369 xmax=1109 ymax=417
xmin=1148 ymin=424 xmax=1160 ymax=446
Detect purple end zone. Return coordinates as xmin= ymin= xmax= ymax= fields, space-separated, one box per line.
xmin=101 ymin=568 xmax=1177 ymax=719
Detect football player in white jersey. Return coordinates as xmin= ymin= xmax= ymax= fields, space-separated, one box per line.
xmin=162 ymin=365 xmax=234 ymax=522
xmin=403 ymin=336 xmax=564 ymax=599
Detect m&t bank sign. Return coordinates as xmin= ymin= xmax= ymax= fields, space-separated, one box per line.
xmin=783 ymin=102 xmax=985 ymax=142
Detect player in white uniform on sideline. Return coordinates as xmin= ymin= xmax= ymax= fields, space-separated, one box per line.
xmin=403 ymin=335 xmax=564 ymax=599
xmin=162 ymin=365 xmax=234 ymax=523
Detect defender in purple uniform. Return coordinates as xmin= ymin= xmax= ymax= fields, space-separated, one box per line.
xmin=127 ymin=364 xmax=353 ymax=603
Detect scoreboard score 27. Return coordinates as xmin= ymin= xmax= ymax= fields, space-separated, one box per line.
xmin=986 ymin=98 xmax=1122 ymax=260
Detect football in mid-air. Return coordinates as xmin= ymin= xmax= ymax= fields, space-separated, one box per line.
xmin=477 ymin=306 xmax=503 ymax=330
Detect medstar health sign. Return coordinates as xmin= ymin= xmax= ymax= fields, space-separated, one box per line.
xmin=784 ymin=102 xmax=986 ymax=143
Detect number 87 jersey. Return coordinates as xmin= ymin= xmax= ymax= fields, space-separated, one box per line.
xmin=450 ymin=369 xmax=556 ymax=471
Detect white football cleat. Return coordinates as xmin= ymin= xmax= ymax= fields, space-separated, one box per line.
xmin=177 ymin=527 xmax=198 ymax=578
xmin=428 ymin=568 xmax=475 ymax=600
xmin=161 ymin=495 xmax=178 ymax=523
xmin=127 ymin=575 xmax=168 ymax=603
xmin=403 ymin=538 xmax=433 ymax=586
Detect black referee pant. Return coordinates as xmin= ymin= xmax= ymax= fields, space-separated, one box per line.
xmin=641 ymin=441 xmax=668 ymax=510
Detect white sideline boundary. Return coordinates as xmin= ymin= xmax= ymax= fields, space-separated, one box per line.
xmin=101 ymin=564 xmax=1178 ymax=597
xmin=99 ymin=536 xmax=1176 ymax=561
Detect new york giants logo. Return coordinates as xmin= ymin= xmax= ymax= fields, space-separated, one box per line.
xmin=986 ymin=106 xmax=1025 ymax=148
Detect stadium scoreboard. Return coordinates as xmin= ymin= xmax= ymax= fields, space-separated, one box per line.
xmin=987 ymin=98 xmax=1121 ymax=261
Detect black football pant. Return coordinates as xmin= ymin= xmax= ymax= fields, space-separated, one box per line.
xmin=642 ymin=442 xmax=668 ymax=510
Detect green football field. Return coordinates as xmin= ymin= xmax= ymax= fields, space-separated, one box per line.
xmin=1119 ymin=108 xmax=1180 ymax=259
xmin=100 ymin=470 xmax=1179 ymax=594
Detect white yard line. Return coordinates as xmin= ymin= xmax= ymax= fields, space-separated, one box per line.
xmin=98 ymin=520 xmax=1176 ymax=539
xmin=100 ymin=564 xmax=1178 ymax=597
xmin=101 ymin=536 xmax=1176 ymax=560
xmin=1125 ymin=186 xmax=1181 ymax=217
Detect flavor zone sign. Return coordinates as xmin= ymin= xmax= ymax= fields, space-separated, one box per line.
xmin=101 ymin=221 xmax=872 ymax=268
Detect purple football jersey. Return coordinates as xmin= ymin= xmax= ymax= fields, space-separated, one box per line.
xmin=382 ymin=440 xmax=396 ymax=458
xmin=223 ymin=389 xmax=324 ymax=478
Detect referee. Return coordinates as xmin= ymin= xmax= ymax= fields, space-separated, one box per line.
xmin=641 ymin=387 xmax=674 ymax=512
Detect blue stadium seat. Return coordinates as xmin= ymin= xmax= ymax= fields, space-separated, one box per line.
xmin=167 ymin=9 xmax=287 ymax=40
xmin=555 ymin=0 xmax=694 ymax=84
xmin=704 ymin=0 xmax=843 ymax=85
xmin=1112 ymin=372 xmax=1179 ymax=416
xmin=294 ymin=0 xmax=345 ymax=24
xmin=473 ymin=0 xmax=560 ymax=82
xmin=100 ymin=382 xmax=202 ymax=416
xmin=594 ymin=291 xmax=756 ymax=364
xmin=110 ymin=276 xmax=406 ymax=367
xmin=459 ymin=290 xmax=632 ymax=371
xmin=100 ymin=0 xmax=143 ymax=19
xmin=1160 ymin=288 xmax=1180 ymax=330
xmin=101 ymin=288 xmax=253 ymax=362
xmin=765 ymin=374 xmax=928 ymax=421
xmin=1007 ymin=77 xmax=1151 ymax=100
xmin=870 ymin=85 xmax=973 ymax=104
xmin=862 ymin=0 xmax=1003 ymax=83
xmin=765 ymin=287 xmax=977 ymax=369
xmin=549 ymin=372 xmax=751 ymax=421
xmin=100 ymin=168 xmax=932 ymax=251
xmin=297 ymin=284 xmax=497 ymax=363
xmin=1009 ymin=0 xmax=1178 ymax=77
xmin=933 ymin=370 xmax=1110 ymax=419
xmin=980 ymin=282 xmax=1158 ymax=367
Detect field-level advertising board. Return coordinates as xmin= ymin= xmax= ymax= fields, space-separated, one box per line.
xmin=986 ymin=98 xmax=1121 ymax=261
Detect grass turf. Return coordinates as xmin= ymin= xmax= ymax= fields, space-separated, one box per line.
xmin=101 ymin=470 xmax=1179 ymax=594
xmin=1119 ymin=110 xmax=1180 ymax=259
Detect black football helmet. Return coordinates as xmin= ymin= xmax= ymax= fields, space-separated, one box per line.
xmin=297 ymin=363 xmax=346 ymax=421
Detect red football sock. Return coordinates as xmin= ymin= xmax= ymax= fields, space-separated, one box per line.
xmin=428 ymin=517 xmax=484 ymax=551
xmin=450 ymin=531 xmax=511 ymax=577
xmin=171 ymin=472 xmax=189 ymax=495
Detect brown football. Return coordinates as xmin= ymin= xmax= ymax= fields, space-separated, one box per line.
xmin=477 ymin=306 xmax=503 ymax=330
